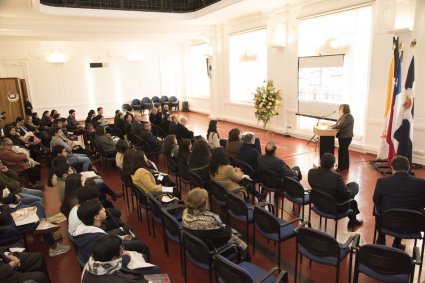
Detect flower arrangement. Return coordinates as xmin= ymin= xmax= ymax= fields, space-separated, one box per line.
xmin=253 ymin=80 xmax=282 ymax=129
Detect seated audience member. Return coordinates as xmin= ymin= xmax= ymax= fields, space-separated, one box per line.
xmin=149 ymin=107 xmax=161 ymax=128
xmin=5 ymin=124 xmax=42 ymax=161
xmin=160 ymin=113 xmax=171 ymax=136
xmin=175 ymin=117 xmax=194 ymax=140
xmin=177 ymin=139 xmax=191 ymax=166
xmin=50 ymin=110 xmax=59 ymax=120
xmin=31 ymin=112 xmax=42 ymax=127
xmin=73 ymin=199 xmax=150 ymax=265
xmin=183 ymin=188 xmax=249 ymax=260
xmin=0 ymin=201 xmax=71 ymax=257
xmin=24 ymin=97 xmax=33 ymax=115
xmin=67 ymin=109 xmax=86 ymax=136
xmin=168 ymin=115 xmax=178 ymax=135
xmin=0 ymin=138 xmax=42 ymax=187
xmin=188 ymin=139 xmax=211 ymax=181
xmin=68 ymin=184 xmax=122 ymax=234
xmin=82 ymin=234 xmax=160 ymax=282
xmin=123 ymin=113 xmax=133 ymax=137
xmin=97 ymin=107 xmax=104 ymax=117
xmin=115 ymin=140 xmax=129 ymax=170
xmin=130 ymin=112 xmax=144 ymax=137
xmin=162 ymin=135 xmax=179 ymax=162
xmin=0 ymin=247 xmax=51 ymax=283
xmin=308 ymin=153 xmax=362 ymax=228
xmin=225 ymin=128 xmax=242 ymax=158
xmin=257 ymin=141 xmax=302 ymax=181
xmin=210 ymin=148 xmax=266 ymax=202
xmin=50 ymin=127 xmax=91 ymax=172
xmin=40 ymin=110 xmax=53 ymax=128
xmin=51 ymin=162 xmax=72 ymax=203
xmin=373 ymin=155 xmax=425 ymax=249
xmin=85 ymin=110 xmax=96 ymax=130
xmin=113 ymin=111 xmax=125 ymax=137
xmin=140 ymin=121 xmax=161 ymax=153
xmin=60 ymin=173 xmax=83 ymax=217
xmin=122 ymin=150 xmax=178 ymax=197
xmin=206 ymin=120 xmax=222 ymax=148
xmin=0 ymin=164 xmax=43 ymax=205
xmin=95 ymin=125 xmax=116 ymax=156
xmin=239 ymin=133 xmax=261 ymax=171
xmin=162 ymin=104 xmax=170 ymax=116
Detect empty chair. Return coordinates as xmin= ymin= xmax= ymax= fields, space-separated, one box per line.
xmin=161 ymin=207 xmax=184 ymax=274
xmin=283 ymin=176 xmax=311 ymax=221
xmin=215 ymin=254 xmax=288 ymax=283
xmin=188 ymin=169 xmax=206 ymax=190
xmin=182 ymin=230 xmax=237 ymax=283
xmin=208 ymin=179 xmax=244 ymax=218
xmin=309 ymin=189 xmax=354 ymax=238
xmin=151 ymin=96 xmax=161 ymax=108
xmin=226 ymin=191 xmax=254 ymax=246
xmin=253 ymin=204 xmax=299 ymax=267
xmin=160 ymin=95 xmax=170 ymax=107
xmin=353 ymin=244 xmax=418 ymax=283
xmin=131 ymin=98 xmax=142 ymax=111
xmin=178 ymin=161 xmax=191 ymax=191
xmin=130 ymin=182 xmax=152 ymax=235
xmin=258 ymin=170 xmax=284 ymax=216
xmin=141 ymin=97 xmax=152 ymax=114
xmin=294 ymin=225 xmax=359 ymax=283
xmin=169 ymin=96 xmax=180 ymax=111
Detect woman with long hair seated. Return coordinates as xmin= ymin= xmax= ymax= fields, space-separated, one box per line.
xmin=122 ymin=150 xmax=179 ymax=197
xmin=210 ymin=147 xmax=266 ymax=202
xmin=188 ymin=139 xmax=211 ymax=181
xmin=182 ymin=188 xmax=249 ymax=261
xmin=162 ymin=134 xmax=179 ymax=161
xmin=206 ymin=120 xmax=221 ymax=148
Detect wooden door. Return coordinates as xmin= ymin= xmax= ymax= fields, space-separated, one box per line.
xmin=0 ymin=78 xmax=25 ymax=125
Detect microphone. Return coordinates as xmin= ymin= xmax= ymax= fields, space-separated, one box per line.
xmin=322 ymin=110 xmax=336 ymax=119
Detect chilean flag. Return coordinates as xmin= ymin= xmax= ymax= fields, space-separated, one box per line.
xmin=394 ymin=56 xmax=415 ymax=163
xmin=386 ymin=42 xmax=402 ymax=165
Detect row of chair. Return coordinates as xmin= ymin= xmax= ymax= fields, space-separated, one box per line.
xmin=123 ymin=96 xmax=180 ymax=114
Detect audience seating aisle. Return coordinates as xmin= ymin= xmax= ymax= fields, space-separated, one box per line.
xmin=2 ymin=110 xmax=425 ymax=283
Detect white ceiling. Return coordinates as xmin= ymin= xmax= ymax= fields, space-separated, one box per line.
xmin=0 ymin=0 xmax=298 ymax=41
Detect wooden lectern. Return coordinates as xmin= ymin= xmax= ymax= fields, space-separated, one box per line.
xmin=313 ymin=126 xmax=338 ymax=158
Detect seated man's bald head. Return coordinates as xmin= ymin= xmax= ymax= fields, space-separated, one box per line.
xmin=265 ymin=141 xmax=277 ymax=156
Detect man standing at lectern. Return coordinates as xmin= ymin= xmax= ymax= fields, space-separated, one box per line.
xmin=331 ymin=104 xmax=354 ymax=172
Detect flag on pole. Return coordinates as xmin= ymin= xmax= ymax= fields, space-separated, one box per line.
xmin=394 ymin=55 xmax=415 ymax=163
xmin=375 ymin=50 xmax=395 ymax=160
xmin=386 ymin=38 xmax=402 ymax=165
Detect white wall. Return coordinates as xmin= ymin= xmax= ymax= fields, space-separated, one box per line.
xmin=0 ymin=0 xmax=424 ymax=164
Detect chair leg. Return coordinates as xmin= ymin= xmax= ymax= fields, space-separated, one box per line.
xmin=278 ymin=241 xmax=281 ymax=268
xmin=349 ymin=250 xmax=353 ymax=283
xmin=319 ymin=216 xmax=322 ymax=228
xmin=253 ymin=227 xmax=256 ymax=255
xmin=419 ymin=238 xmax=425 ymax=278
xmin=336 ymin=263 xmax=340 ymax=283
xmin=294 ymin=250 xmax=299 ymax=283
xmin=301 ymin=204 xmax=305 ymax=222
xmin=334 ymin=220 xmax=338 ymax=239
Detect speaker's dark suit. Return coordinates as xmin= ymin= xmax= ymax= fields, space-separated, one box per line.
xmin=373 ymin=171 xmax=425 ymax=245
xmin=308 ymin=167 xmax=359 ymax=215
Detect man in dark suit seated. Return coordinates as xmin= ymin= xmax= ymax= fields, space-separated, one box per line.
xmin=257 ymin=141 xmax=302 ymax=182
xmin=239 ymin=133 xmax=261 ymax=171
xmin=373 ymin=155 xmax=425 ymax=250
xmin=308 ymin=153 xmax=363 ymax=228
xmin=140 ymin=122 xmax=161 ymax=153
xmin=130 ymin=112 xmax=144 ymax=137
xmin=175 ymin=117 xmax=194 ymax=140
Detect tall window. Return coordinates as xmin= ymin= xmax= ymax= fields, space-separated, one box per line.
xmin=229 ymin=29 xmax=267 ymax=103
xmin=297 ymin=6 xmax=372 ymax=140
xmin=189 ymin=44 xmax=210 ymax=98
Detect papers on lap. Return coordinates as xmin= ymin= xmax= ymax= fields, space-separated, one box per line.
xmin=126 ymin=250 xmax=155 ymax=269
xmin=11 ymin=206 xmax=39 ymax=226
xmin=161 ymin=186 xmax=173 ymax=193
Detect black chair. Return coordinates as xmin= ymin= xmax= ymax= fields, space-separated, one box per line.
xmin=130 ymin=182 xmax=152 ymax=235
xmin=226 ymin=191 xmax=254 ymax=247
xmin=309 ymin=189 xmax=354 ymax=238
xmin=165 ymin=155 xmax=180 ymax=185
xmin=258 ymin=170 xmax=284 ymax=217
xmin=122 ymin=103 xmax=131 ymax=112
xmin=226 ymin=153 xmax=239 ymax=167
xmin=119 ymin=170 xmax=130 ymax=210
xmin=127 ymin=133 xmax=143 ymax=150
xmin=177 ymin=161 xmax=191 ymax=191
xmin=373 ymin=208 xmax=425 ymax=275
xmin=182 ymin=230 xmax=237 ymax=283
xmin=214 ymin=254 xmax=288 ymax=283
xmin=353 ymin=244 xmax=419 ymax=283
xmin=188 ymin=169 xmax=206 ymax=190
xmin=294 ymin=225 xmax=359 ymax=283
xmin=160 ymin=95 xmax=170 ymax=108
xmin=283 ymin=177 xmax=311 ymax=221
xmin=151 ymin=96 xmax=161 ymax=108
xmin=131 ymin=99 xmax=142 ymax=111
xmin=141 ymin=97 xmax=152 ymax=115
xmin=161 ymin=207 xmax=184 ymax=274
xmin=253 ymin=204 xmax=299 ymax=267
xmin=208 ymin=179 xmax=244 ymax=218
xmin=238 ymin=160 xmax=259 ymax=185
xmin=169 ymin=96 xmax=179 ymax=111
xmin=96 ymin=144 xmax=115 ymax=176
